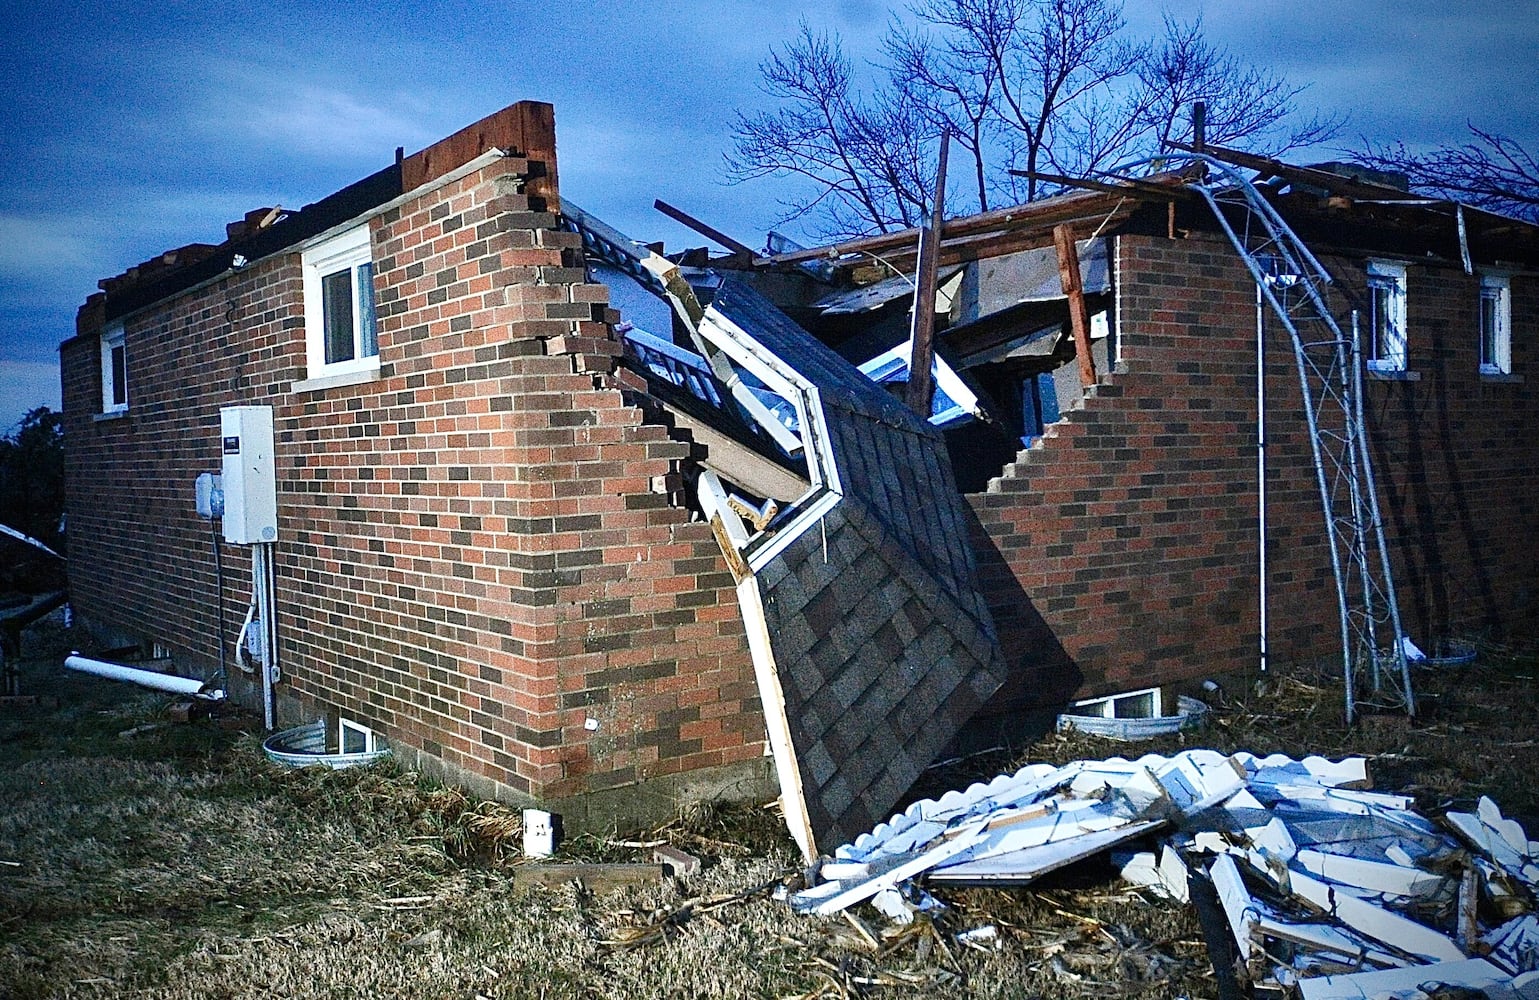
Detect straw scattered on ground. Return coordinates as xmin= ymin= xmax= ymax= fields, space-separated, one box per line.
xmin=2 ymin=614 xmax=1535 ymax=999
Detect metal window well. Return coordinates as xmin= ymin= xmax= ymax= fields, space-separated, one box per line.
xmin=262 ymin=720 xmax=391 ymax=769
xmin=1056 ymin=695 xmax=1210 ymax=741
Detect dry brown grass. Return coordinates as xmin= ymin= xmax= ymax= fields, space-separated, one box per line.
xmin=3 ymin=615 xmax=1535 ymax=999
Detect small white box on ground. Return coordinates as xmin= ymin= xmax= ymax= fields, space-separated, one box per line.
xmin=523 ymin=809 xmax=557 ymax=857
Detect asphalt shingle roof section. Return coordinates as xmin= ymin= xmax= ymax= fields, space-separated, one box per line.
xmin=708 ymin=280 xmax=1007 ymax=852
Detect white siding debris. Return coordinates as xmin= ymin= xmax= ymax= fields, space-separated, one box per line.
xmin=790 ymin=749 xmax=1539 ymax=997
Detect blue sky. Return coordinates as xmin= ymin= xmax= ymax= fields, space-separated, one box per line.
xmin=3 ymin=0 xmax=1536 ymax=433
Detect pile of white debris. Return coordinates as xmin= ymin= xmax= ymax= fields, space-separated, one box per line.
xmin=790 ymin=750 xmax=1539 ymax=999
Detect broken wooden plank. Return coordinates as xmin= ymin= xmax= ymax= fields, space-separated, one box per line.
xmin=1264 ymin=863 xmax=1466 ymax=964
xmin=906 ymin=133 xmax=949 ymax=417
xmin=1053 ymin=223 xmax=1096 ymax=388
xmin=1293 ymin=849 xmax=1452 ymax=900
xmin=653 ymin=199 xmax=757 ymax=258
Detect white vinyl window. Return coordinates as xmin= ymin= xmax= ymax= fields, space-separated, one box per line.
xmin=1479 ymin=272 xmax=1512 ymax=375
xmin=100 ymin=321 xmax=127 ymax=413
xmin=1070 ymin=686 xmax=1162 ymax=720
xmin=339 ymin=717 xmax=379 ymax=754
xmin=302 ymin=225 xmax=378 ymax=379
xmin=1365 ymin=260 xmax=1408 ymax=371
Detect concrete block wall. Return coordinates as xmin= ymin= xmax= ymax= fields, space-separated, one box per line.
xmin=969 ymin=231 xmax=1538 ymax=705
xmin=62 ymin=140 xmax=765 ymax=818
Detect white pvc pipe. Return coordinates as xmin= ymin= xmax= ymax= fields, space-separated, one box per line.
xmin=64 ymin=653 xmax=221 ymax=698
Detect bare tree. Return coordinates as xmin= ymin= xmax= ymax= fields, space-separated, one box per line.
xmin=1358 ymin=125 xmax=1539 ymax=223
xmin=726 ymin=22 xmax=934 ymax=237
xmin=1134 ymin=16 xmax=1341 ymax=159
xmin=728 ymin=1 xmax=1338 ymax=238
xmin=884 ymin=2 xmax=1004 ymax=212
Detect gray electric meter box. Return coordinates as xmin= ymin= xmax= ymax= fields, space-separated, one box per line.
xmin=220 ymin=406 xmax=278 ymax=544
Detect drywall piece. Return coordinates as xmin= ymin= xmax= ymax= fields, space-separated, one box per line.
xmin=1294 ymin=957 xmax=1509 ymax=999
xmin=929 ymin=819 xmax=1164 ymax=884
xmin=1293 ymin=849 xmax=1452 ymax=899
xmin=1153 ymin=753 xmax=1247 ymax=817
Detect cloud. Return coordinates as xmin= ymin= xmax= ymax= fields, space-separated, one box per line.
xmin=0 ymin=359 xmax=62 ymax=435
xmin=187 ymin=59 xmax=439 ymax=164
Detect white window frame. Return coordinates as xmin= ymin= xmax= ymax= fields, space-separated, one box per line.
xmin=857 ymin=341 xmax=981 ymax=427
xmin=1479 ymin=271 xmax=1512 ymax=375
xmin=1070 ymin=686 xmax=1162 ymax=720
xmin=301 ymin=224 xmax=379 ymax=380
xmin=100 ymin=321 xmax=127 ymax=413
xmin=338 ymin=717 xmax=379 ymax=754
xmin=1365 ymin=260 xmax=1408 ymax=372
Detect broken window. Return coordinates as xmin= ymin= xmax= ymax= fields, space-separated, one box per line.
xmin=1479 ymin=272 xmax=1512 ymax=375
xmin=1365 ymin=260 xmax=1407 ymax=371
xmin=856 ymin=342 xmax=980 ymax=427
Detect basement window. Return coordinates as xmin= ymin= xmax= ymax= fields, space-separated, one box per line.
xmin=338 ymin=717 xmax=379 ymax=755
xmin=1479 ymin=272 xmax=1512 ymax=375
xmin=1365 ymin=260 xmax=1408 ymax=372
xmin=100 ymin=321 xmax=127 ymax=413
xmin=301 ymin=225 xmax=379 ymax=384
xmin=1069 ymin=686 xmax=1162 ymax=720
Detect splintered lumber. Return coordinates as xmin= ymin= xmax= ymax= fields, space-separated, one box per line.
xmin=512 ymin=863 xmax=664 ymax=893
xmin=906 ymin=133 xmax=949 ymax=417
xmin=1054 ymin=224 xmax=1096 ymax=387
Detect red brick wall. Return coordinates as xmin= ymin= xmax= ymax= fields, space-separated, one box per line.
xmin=63 ymin=151 xmax=762 ymax=805
xmin=970 ymin=231 xmax=1539 ymax=706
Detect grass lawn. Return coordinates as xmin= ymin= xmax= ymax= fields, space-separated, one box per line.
xmin=3 ymin=614 xmax=1535 ymax=999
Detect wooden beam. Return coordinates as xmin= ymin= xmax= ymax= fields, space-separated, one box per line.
xmin=1167 ymin=141 xmax=1419 ymax=204
xmin=1009 ymin=169 xmax=1194 ymax=202
xmin=653 ymin=199 xmax=757 ymax=258
xmin=1053 ymin=224 xmax=1097 ymax=388
xmin=907 ymin=134 xmax=950 ymax=417
xmin=753 ymin=186 xmax=1137 ymax=268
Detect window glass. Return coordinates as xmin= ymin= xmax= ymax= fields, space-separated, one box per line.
xmin=301 ymin=224 xmax=378 ymax=380
xmin=1479 ymin=274 xmax=1511 ymax=374
xmin=356 ymin=262 xmax=378 ymax=358
xmin=322 ymin=268 xmax=355 ymax=364
xmin=1365 ymin=261 xmax=1407 ymax=370
xmin=109 ymin=344 xmax=126 ymax=407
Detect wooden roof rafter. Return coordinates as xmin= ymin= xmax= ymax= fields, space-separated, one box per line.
xmin=752 ymin=176 xmax=1186 ymax=273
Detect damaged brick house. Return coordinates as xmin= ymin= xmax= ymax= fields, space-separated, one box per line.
xmin=61 ymin=99 xmax=1538 ymax=855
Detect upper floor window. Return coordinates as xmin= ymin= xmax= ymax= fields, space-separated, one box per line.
xmin=100 ymin=322 xmax=127 ymax=413
xmin=1479 ymin=272 xmax=1512 ymax=375
xmin=301 ymin=225 xmax=378 ymax=379
xmin=1365 ymin=260 xmax=1407 ymax=371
